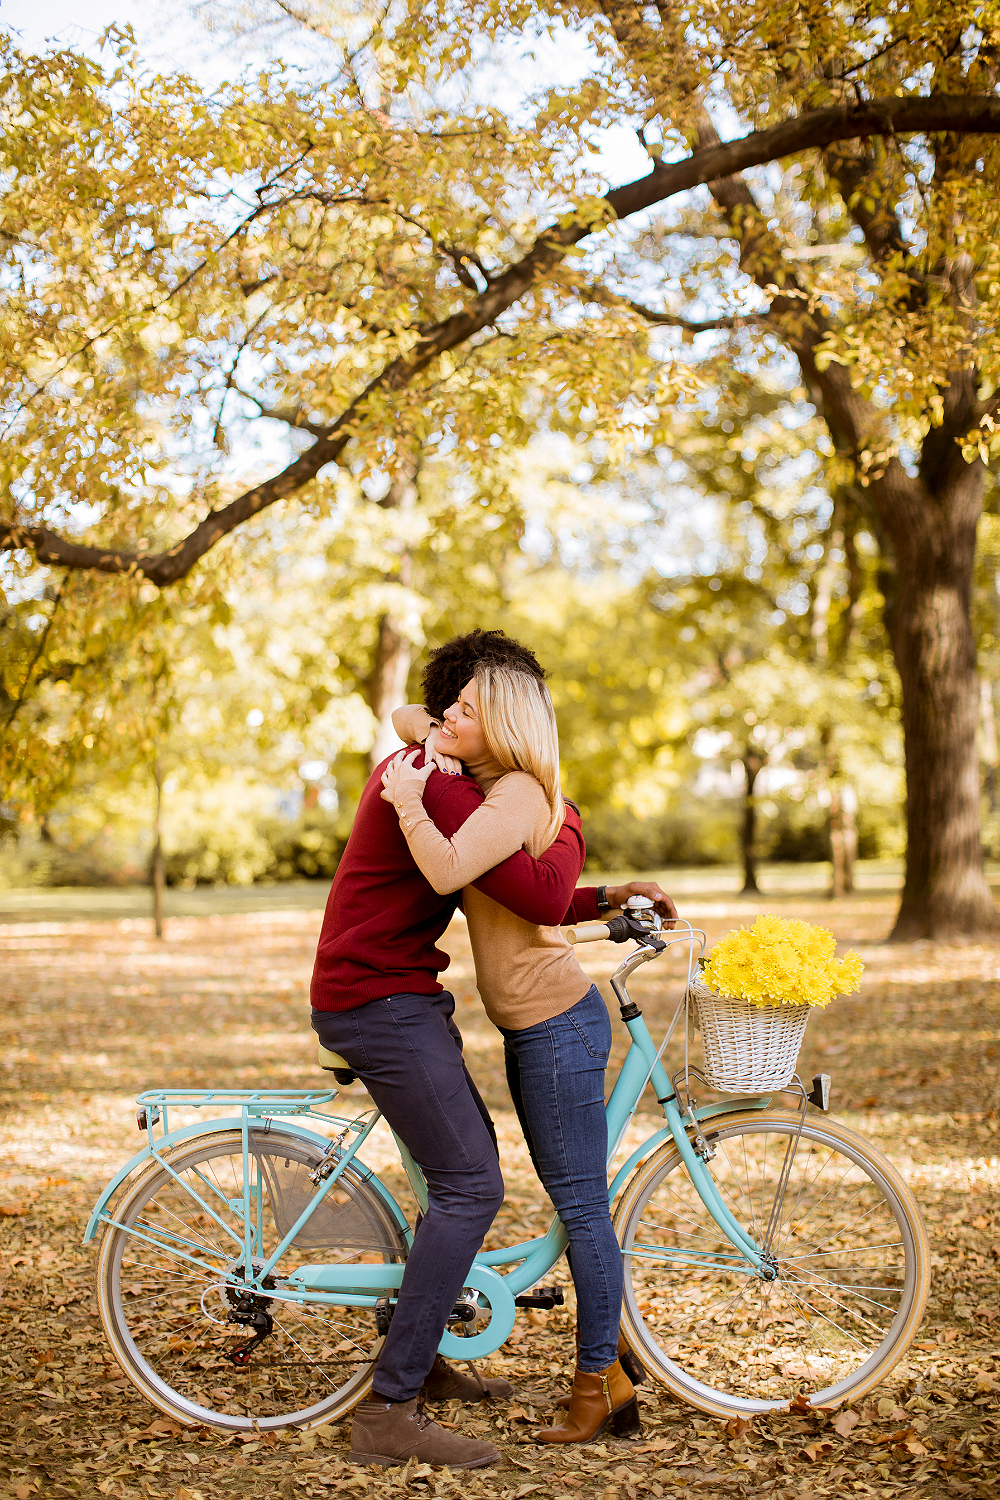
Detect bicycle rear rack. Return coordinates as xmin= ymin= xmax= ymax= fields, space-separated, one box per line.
xmin=134 ymin=1088 xmax=342 ymax=1137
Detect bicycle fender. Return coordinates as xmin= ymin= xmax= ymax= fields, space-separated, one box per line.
xmin=83 ymin=1117 xmax=408 ymax=1244
xmin=606 ymin=1096 xmax=773 ymax=1204
xmin=607 ymin=1129 xmax=670 ymax=1204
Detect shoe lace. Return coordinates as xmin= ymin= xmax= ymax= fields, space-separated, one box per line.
xmin=411 ymin=1403 xmax=433 ymax=1432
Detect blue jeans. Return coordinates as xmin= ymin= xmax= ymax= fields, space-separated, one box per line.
xmin=500 ymin=985 xmax=622 ymax=1371
xmin=311 ymin=991 xmax=504 ymax=1402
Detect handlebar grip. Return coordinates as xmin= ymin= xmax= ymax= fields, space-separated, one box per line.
xmin=564 ymin=923 xmax=612 ymax=944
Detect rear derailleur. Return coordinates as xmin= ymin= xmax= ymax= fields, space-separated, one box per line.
xmin=224 ymin=1285 xmax=275 ymax=1368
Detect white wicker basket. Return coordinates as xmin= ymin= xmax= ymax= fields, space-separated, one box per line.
xmin=688 ymin=975 xmax=810 ymax=1093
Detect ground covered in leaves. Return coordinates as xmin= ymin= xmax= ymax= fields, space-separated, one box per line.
xmin=1 ymin=873 xmax=999 ymax=1500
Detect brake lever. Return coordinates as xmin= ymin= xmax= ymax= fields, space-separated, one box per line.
xmin=606 ymin=914 xmax=666 ymax=950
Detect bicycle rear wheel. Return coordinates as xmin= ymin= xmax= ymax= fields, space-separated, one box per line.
xmin=615 ymin=1111 xmax=929 ymax=1415
xmin=97 ymin=1129 xmax=408 ymax=1431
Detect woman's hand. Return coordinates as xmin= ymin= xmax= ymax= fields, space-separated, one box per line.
xmin=424 ymin=726 xmax=463 ymax=776
xmin=605 ymin=881 xmax=678 ymax=929
xmin=380 ymin=748 xmax=434 ymax=809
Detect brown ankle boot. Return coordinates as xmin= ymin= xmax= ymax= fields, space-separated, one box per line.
xmin=535 ymin=1359 xmax=640 ymax=1445
xmin=555 ymin=1331 xmax=646 ymax=1409
xmin=349 ymin=1396 xmax=500 ymax=1468
xmin=421 ymin=1354 xmax=513 ymax=1403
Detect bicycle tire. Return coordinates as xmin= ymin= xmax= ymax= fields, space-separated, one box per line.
xmin=615 ymin=1110 xmax=929 ymax=1415
xmin=96 ymin=1128 xmax=408 ymax=1431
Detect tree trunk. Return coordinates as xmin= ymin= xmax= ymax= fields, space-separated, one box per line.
xmin=821 ymin=723 xmax=856 ymax=898
xmin=881 ymin=458 xmax=999 ymax=939
xmin=369 ymin=614 xmax=415 ymax=768
xmin=829 ymin=785 xmax=856 ymax=898
xmin=837 ymin=491 xmax=865 ymax=662
xmin=810 ymin=526 xmax=840 ymax=660
xmin=367 ymin=459 xmax=420 ymax=772
xmin=151 ymin=757 xmax=164 ymax=940
xmin=741 ymin=751 xmax=764 ymax=895
xmin=981 ymin=679 xmax=998 ymax=814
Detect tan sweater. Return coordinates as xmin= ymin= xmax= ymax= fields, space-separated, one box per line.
xmin=389 ymin=705 xmax=593 ymax=1031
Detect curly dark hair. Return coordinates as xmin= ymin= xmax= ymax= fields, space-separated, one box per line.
xmin=420 ymin=629 xmax=546 ymax=720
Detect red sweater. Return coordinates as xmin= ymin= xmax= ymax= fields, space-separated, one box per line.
xmin=310 ymin=753 xmax=600 ymax=1011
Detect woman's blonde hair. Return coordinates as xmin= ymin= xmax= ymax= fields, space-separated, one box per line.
xmin=474 ymin=663 xmax=564 ymax=826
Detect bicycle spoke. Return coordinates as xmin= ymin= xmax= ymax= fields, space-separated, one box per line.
xmin=637 ymin=1202 xmax=730 ymax=1241
xmin=781 ymin=1272 xmax=896 ymax=1337
xmin=120 ymin=1251 xmax=221 ymax=1282
xmin=783 ymin=1242 xmax=904 ymax=1263
xmin=270 ymin=1318 xmax=343 ymax=1391
xmin=142 ymin=1191 xmax=235 ymax=1259
xmin=786 ymin=1265 xmax=902 ymax=1303
xmin=778 ymin=1281 xmax=876 ymax=1350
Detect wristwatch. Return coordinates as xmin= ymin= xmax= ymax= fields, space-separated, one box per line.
xmin=596 ymin=886 xmax=611 ymax=914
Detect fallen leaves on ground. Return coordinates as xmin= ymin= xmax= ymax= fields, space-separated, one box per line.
xmin=1 ymin=886 xmax=998 ymax=1499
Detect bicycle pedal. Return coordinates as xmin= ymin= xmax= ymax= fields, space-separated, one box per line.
xmin=808 ymin=1073 xmax=832 ymax=1110
xmin=374 ymin=1296 xmax=394 ymax=1337
xmin=514 ymin=1285 xmax=564 ymax=1310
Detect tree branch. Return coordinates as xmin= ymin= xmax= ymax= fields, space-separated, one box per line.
xmin=695 ymin=114 xmax=877 ymax=458
xmin=392 ymin=210 xmax=492 ymax=290
xmin=6 ymin=92 xmax=1000 ymax=582
xmin=1 ymin=574 xmax=67 ymax=734
xmin=585 ymin=283 xmax=765 ymax=332
xmin=604 ymin=95 xmax=1000 ymax=224
xmin=821 ymin=141 xmax=911 ymax=265
xmin=232 ymin=387 xmax=332 ymax=437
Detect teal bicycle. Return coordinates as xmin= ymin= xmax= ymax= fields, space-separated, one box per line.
xmin=86 ymin=901 xmax=929 ymax=1432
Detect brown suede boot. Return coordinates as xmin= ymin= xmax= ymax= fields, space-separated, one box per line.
xmin=421 ymin=1354 xmax=513 ymax=1403
xmin=349 ymin=1396 xmax=500 ymax=1468
xmin=535 ymin=1359 xmax=640 ymax=1445
xmin=555 ymin=1330 xmax=646 ymax=1408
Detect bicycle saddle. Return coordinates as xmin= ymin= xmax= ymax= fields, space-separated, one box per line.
xmin=317 ymin=1043 xmax=359 ymax=1087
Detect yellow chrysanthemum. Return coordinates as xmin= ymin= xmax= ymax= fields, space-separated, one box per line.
xmin=700 ymin=914 xmax=864 ymax=1009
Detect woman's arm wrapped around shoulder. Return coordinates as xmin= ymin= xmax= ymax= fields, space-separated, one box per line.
xmin=390 ymin=704 xmax=462 ymax=775
xmin=381 ymin=754 xmax=548 ymax=894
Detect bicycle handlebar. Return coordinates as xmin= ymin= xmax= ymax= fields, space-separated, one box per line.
xmin=564 ymin=923 xmax=612 ymax=944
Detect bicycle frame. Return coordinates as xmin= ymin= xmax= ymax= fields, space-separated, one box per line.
xmin=86 ymin=927 xmax=771 ymax=1360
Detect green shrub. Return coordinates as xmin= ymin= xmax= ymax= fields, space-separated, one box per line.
xmin=856 ymin=803 xmax=905 ymax=860
xmin=761 ymin=805 xmax=830 ymax=863
xmin=163 ymin=811 xmax=347 ymax=887
xmin=0 ymin=835 xmax=127 ymax=889
xmin=257 ymin=812 xmax=347 ymax=883
xmin=980 ymin=808 xmax=1000 ymax=863
xmin=582 ymin=801 xmax=739 ymax=871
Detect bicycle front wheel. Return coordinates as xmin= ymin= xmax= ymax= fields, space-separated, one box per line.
xmin=97 ymin=1129 xmax=408 ymax=1431
xmin=615 ymin=1111 xmax=929 ymax=1415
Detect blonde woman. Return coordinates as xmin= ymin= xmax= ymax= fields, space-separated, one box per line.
xmin=382 ymin=664 xmax=675 ymax=1446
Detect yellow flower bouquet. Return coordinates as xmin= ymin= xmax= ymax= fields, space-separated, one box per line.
xmin=689 ymin=915 xmax=864 ymax=1092
xmin=700 ymin=914 xmax=864 ymax=1010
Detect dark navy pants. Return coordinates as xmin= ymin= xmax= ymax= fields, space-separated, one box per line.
xmin=311 ymin=991 xmax=504 ymax=1401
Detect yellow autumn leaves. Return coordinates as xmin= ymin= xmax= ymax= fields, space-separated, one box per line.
xmin=700 ymin=913 xmax=864 ymax=1010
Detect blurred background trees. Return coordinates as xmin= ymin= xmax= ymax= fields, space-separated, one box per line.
xmin=2 ymin=4 xmax=999 ymax=937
